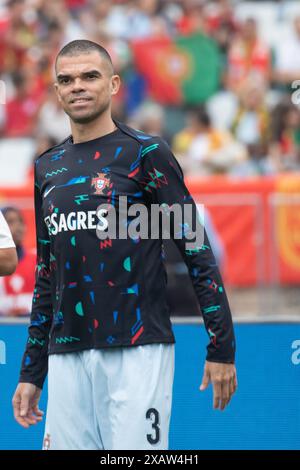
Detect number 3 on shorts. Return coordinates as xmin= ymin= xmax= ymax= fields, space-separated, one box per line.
xmin=146 ymin=408 xmax=160 ymax=445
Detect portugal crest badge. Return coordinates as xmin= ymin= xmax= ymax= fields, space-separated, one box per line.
xmin=91 ymin=172 xmax=111 ymax=195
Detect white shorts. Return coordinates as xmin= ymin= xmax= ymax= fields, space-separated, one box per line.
xmin=43 ymin=343 xmax=175 ymax=450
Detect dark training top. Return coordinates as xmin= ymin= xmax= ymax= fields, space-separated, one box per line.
xmin=19 ymin=121 xmax=236 ymax=389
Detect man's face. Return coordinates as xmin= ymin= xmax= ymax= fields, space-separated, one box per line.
xmin=54 ymin=52 xmax=120 ymax=124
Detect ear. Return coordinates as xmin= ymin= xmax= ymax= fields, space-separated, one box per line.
xmin=53 ymin=82 xmax=62 ymax=103
xmin=111 ymin=75 xmax=121 ymax=96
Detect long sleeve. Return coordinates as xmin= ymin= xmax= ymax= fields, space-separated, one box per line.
xmin=19 ymin=161 xmax=53 ymax=388
xmin=140 ymin=138 xmax=236 ymax=363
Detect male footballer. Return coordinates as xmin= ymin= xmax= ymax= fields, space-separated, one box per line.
xmin=12 ymin=40 xmax=237 ymax=450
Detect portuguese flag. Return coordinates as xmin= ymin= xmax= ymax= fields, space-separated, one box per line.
xmin=131 ymin=33 xmax=221 ymax=105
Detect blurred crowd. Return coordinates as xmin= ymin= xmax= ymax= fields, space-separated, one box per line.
xmin=1 ymin=0 xmax=300 ymax=178
xmin=1 ymin=0 xmax=300 ymax=317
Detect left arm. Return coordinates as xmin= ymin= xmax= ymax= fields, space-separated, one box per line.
xmin=140 ymin=138 xmax=237 ymax=410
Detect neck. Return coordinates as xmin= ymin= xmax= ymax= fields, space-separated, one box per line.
xmin=70 ymin=113 xmax=117 ymax=144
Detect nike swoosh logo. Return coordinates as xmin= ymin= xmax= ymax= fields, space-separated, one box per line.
xmin=43 ymin=186 xmax=55 ymax=198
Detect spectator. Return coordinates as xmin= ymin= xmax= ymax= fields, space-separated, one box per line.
xmin=127 ymin=100 xmax=170 ymax=142
xmin=0 ymin=0 xmax=36 ymax=74
xmin=172 ymin=106 xmax=206 ymax=159
xmin=1 ymin=70 xmax=44 ymax=138
xmin=204 ymin=0 xmax=238 ymax=56
xmin=264 ymin=101 xmax=300 ymax=173
xmin=173 ymin=106 xmax=248 ymax=176
xmin=0 ymin=0 xmax=299 ymax=178
xmin=226 ymin=17 xmax=271 ymax=92
xmin=38 ymin=88 xmax=70 ymax=142
xmin=273 ymin=16 xmax=300 ymax=89
xmin=176 ymin=0 xmax=207 ymax=36
xmin=231 ymin=78 xmax=270 ymax=160
xmin=37 ymin=0 xmax=85 ymax=44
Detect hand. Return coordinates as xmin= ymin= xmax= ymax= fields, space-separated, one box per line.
xmin=199 ymin=361 xmax=237 ymax=411
xmin=12 ymin=383 xmax=44 ymax=428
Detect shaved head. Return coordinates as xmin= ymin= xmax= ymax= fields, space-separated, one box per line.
xmin=55 ymin=39 xmax=114 ymax=76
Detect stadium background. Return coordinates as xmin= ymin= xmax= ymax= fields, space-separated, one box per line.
xmin=0 ymin=0 xmax=299 ymax=449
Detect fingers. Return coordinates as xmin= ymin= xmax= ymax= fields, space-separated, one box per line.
xmin=15 ymin=407 xmax=41 ymax=427
xmin=21 ymin=399 xmax=43 ymax=426
xmin=12 ymin=394 xmax=29 ymax=428
xmin=233 ymin=373 xmax=238 ymax=391
xmin=229 ymin=375 xmax=236 ymax=397
xmin=32 ymin=404 xmax=44 ymax=420
xmin=200 ymin=362 xmax=238 ymax=411
xmin=212 ymin=371 xmax=237 ymax=411
xmin=13 ymin=393 xmax=33 ymax=428
xmin=27 ymin=410 xmax=43 ymax=425
xmin=12 ymin=390 xmax=43 ymax=428
xmin=20 ymin=392 xmax=30 ymax=419
xmin=220 ymin=380 xmax=230 ymax=411
xmin=213 ymin=378 xmax=230 ymax=411
xmin=212 ymin=379 xmax=222 ymax=409
xmin=199 ymin=368 xmax=210 ymax=391
xmin=201 ymin=371 xmax=230 ymax=410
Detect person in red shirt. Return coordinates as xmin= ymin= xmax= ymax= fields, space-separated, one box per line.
xmin=2 ymin=70 xmax=44 ymax=138
xmin=226 ymin=17 xmax=271 ymax=91
xmin=0 ymin=0 xmax=37 ymax=74
xmin=0 ymin=206 xmax=35 ymax=316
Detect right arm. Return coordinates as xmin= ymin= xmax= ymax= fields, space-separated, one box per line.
xmin=12 ymin=161 xmax=53 ymax=427
xmin=0 ymin=211 xmax=17 ymax=275
xmin=0 ymin=247 xmax=17 ymax=276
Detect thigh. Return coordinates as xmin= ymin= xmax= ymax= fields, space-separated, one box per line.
xmin=91 ymin=343 xmax=175 ymax=450
xmin=44 ymin=351 xmax=103 ymax=450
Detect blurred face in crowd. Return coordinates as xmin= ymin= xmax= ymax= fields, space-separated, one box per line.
xmin=137 ymin=0 xmax=158 ymax=15
xmin=285 ymin=107 xmax=300 ymax=129
xmin=239 ymin=80 xmax=265 ymax=110
xmin=92 ymin=0 xmax=111 ymax=19
xmin=54 ymin=52 xmax=120 ymax=125
xmin=40 ymin=0 xmax=66 ymax=19
xmin=294 ymin=17 xmax=300 ymax=38
xmin=9 ymin=0 xmax=26 ymax=24
xmin=4 ymin=209 xmax=25 ymax=247
xmin=243 ymin=88 xmax=263 ymax=110
xmin=242 ymin=18 xmax=257 ymax=42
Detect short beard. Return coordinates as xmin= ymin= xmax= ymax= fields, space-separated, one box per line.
xmin=66 ymin=100 xmax=110 ymax=125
